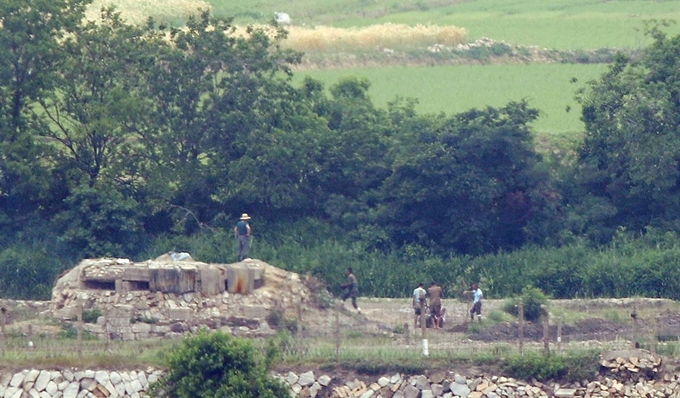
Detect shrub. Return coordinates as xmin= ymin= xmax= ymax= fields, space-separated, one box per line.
xmin=81 ymin=308 xmax=102 ymax=324
xmin=503 ymin=286 xmax=549 ymax=322
xmin=502 ymin=351 xmax=599 ymax=382
xmin=149 ymin=330 xmax=290 ymax=398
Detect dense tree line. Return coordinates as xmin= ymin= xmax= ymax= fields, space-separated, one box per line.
xmin=2 ymin=0 xmax=680 ymax=299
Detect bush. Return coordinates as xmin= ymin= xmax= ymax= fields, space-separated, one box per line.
xmin=150 ymin=330 xmax=290 ymax=398
xmin=82 ymin=308 xmax=102 ymax=324
xmin=501 ymin=351 xmax=599 ymax=382
xmin=503 ymin=286 xmax=549 ymax=322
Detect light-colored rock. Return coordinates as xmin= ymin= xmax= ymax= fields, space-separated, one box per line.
xmin=318 ymin=375 xmax=331 ymax=386
xmin=34 ymin=370 xmax=51 ymax=391
xmin=62 ymin=381 xmax=80 ymax=398
xmin=25 ymin=369 xmax=40 ymax=384
xmin=298 ymin=371 xmax=315 ymax=387
xmin=286 ymin=372 xmax=299 ymax=385
xmin=9 ymin=372 xmax=25 ymax=388
xmin=5 ymin=387 xmax=20 ymax=398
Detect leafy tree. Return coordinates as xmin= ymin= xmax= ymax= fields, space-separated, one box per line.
xmin=282 ymin=76 xmax=396 ymax=234
xmin=53 ymin=183 xmax=144 ymax=257
xmin=0 ymin=0 xmax=88 ymax=230
xmin=574 ymin=24 xmax=680 ymax=242
xmin=137 ymin=11 xmax=315 ymax=229
xmin=36 ymin=7 xmax=151 ymax=189
xmin=150 ymin=331 xmax=290 ymax=398
xmin=375 ymin=101 xmax=550 ymax=255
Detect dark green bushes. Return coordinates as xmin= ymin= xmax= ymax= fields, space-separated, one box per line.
xmin=501 ymin=351 xmax=600 ymax=382
xmin=150 ymin=331 xmax=289 ymax=398
xmin=503 ymin=287 xmax=550 ymax=322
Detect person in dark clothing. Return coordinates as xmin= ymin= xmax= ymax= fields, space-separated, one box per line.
xmin=341 ymin=267 xmax=361 ymax=314
xmin=234 ymin=213 xmax=252 ymax=261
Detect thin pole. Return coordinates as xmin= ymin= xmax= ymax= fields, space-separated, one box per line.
xmin=335 ymin=302 xmax=341 ymax=360
xmin=77 ymin=304 xmax=83 ymax=358
xmin=542 ymin=306 xmax=550 ymax=356
xmin=518 ymin=303 xmax=524 ymax=356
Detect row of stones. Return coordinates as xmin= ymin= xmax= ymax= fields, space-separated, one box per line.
xmin=2 ymin=368 xmax=679 ymax=398
xmin=55 ymin=282 xmax=299 ymax=322
xmin=278 ymin=369 xmax=680 ymax=398
xmin=0 ymin=368 xmax=163 ymax=398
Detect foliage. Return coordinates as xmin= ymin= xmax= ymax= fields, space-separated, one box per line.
xmin=54 ymin=184 xmax=144 ymax=257
xmin=375 ymin=100 xmax=551 ymax=255
xmin=572 ymin=23 xmax=680 ymax=243
xmin=503 ymin=286 xmax=550 ymax=322
xmin=0 ymin=243 xmax=67 ymax=300
xmin=150 ymin=330 xmax=290 ymax=398
xmin=81 ymin=308 xmax=102 ymax=324
xmin=0 ymin=0 xmax=88 ymax=234
xmin=501 ymin=351 xmax=600 ymax=382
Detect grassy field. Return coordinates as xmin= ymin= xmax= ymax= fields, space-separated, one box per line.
xmin=293 ymin=63 xmax=609 ymax=135
xmin=88 ymin=0 xmax=680 ymax=136
xmin=209 ymin=0 xmax=680 ymax=50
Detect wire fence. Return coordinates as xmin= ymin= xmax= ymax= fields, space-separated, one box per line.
xmin=2 ymin=298 xmax=679 ymax=364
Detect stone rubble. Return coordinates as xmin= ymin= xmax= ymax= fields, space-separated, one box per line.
xmin=45 ymin=257 xmax=316 ymax=341
xmin=3 ymin=362 xmax=680 ymax=398
xmin=0 ymin=368 xmax=163 ymax=398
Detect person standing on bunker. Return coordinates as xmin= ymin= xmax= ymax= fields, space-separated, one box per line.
xmin=234 ymin=213 xmax=252 ymax=261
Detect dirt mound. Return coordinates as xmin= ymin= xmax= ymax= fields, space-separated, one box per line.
xmin=468 ymin=317 xmax=629 ymax=342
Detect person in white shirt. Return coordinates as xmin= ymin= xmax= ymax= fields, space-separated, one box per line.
xmin=413 ymin=282 xmax=427 ymax=329
xmin=469 ymin=283 xmax=483 ymax=322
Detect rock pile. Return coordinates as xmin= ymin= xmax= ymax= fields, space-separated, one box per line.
xmin=276 ymin=361 xmax=680 ymax=398
xmin=0 ymin=349 xmax=677 ymax=398
xmin=47 ymin=257 xmax=317 ymax=340
xmin=0 ymin=368 xmax=163 ymax=398
xmin=599 ymin=349 xmax=662 ymax=380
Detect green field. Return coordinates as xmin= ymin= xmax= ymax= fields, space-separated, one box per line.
xmin=211 ymin=0 xmax=680 ymax=50
xmin=102 ymin=0 xmax=680 ymax=135
xmin=293 ymin=63 xmax=609 ymax=135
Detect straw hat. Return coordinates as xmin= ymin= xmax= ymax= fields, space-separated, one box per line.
xmin=240 ymin=213 xmax=251 ymax=220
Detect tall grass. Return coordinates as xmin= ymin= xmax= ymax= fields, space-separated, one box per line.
xmin=282 ymin=24 xmax=467 ymax=52
xmin=138 ymin=223 xmax=680 ymax=301
xmin=85 ymin=0 xmax=211 ymax=25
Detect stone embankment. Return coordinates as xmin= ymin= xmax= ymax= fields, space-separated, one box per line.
xmin=1 ymin=361 xmax=679 ymax=398
xmin=0 ymin=368 xmax=163 ymax=398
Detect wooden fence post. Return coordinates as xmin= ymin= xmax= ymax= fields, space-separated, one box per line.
xmin=0 ymin=306 xmax=5 ymax=337
xmin=77 ymin=304 xmax=83 ymax=358
xmin=1 ymin=306 xmax=6 ymax=356
xmin=335 ymin=302 xmax=341 ymax=360
xmin=404 ymin=322 xmax=410 ymax=346
xmin=518 ymin=303 xmax=524 ymax=356
xmin=28 ymin=324 xmax=34 ymax=351
xmin=420 ymin=301 xmax=426 ymax=339
xmin=557 ymin=321 xmax=562 ymax=354
xmin=105 ymin=309 xmax=111 ymax=352
xmin=542 ymin=306 xmax=550 ymax=356
xmin=297 ymin=299 xmax=303 ymax=356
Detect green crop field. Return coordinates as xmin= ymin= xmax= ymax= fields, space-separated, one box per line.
xmin=95 ymin=0 xmax=680 ymax=136
xmin=209 ymin=0 xmax=680 ymax=50
xmin=293 ymin=63 xmax=609 ymax=135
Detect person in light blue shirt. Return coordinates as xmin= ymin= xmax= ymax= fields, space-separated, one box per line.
xmin=470 ymin=283 xmax=483 ymax=322
xmin=412 ymin=282 xmax=427 ymax=329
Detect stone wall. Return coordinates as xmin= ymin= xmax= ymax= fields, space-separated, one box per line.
xmin=2 ymin=365 xmax=680 ymax=398
xmin=0 ymin=368 xmax=163 ymax=398
xmin=44 ymin=258 xmax=312 ymax=341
